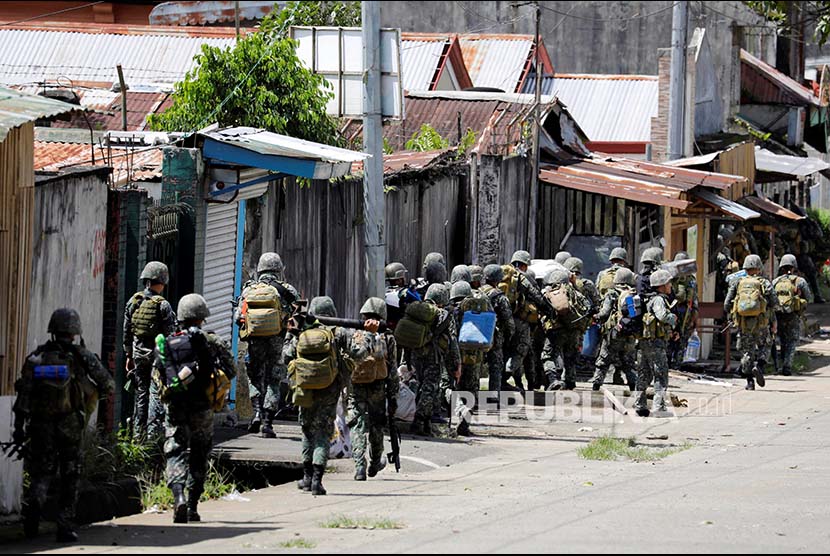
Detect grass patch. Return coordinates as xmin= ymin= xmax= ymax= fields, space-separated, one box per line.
xmin=578 ymin=436 xmax=691 ymax=462
xmin=279 ymin=538 xmax=316 ymax=549
xmin=792 ymin=352 xmax=810 ymax=374
xmin=320 ymin=514 xmax=405 ymax=530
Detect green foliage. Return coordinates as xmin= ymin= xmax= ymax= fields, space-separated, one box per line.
xmin=320 ymin=514 xmax=405 ymax=530
xmin=83 ymin=427 xmax=162 ymax=484
xmin=745 ymin=2 xmax=830 ymax=46
xmin=578 ymin=436 xmax=691 ymax=462
xmin=808 ymin=208 xmax=830 ymax=262
xmin=383 ymin=137 xmax=394 ymax=155
xmin=457 ymin=128 xmax=478 ymax=157
xmin=140 ymin=475 xmax=175 ymax=511
xmin=404 ymin=124 xmax=450 ymax=152
xmin=279 ymin=538 xmax=317 ymax=549
xmin=260 ymin=1 xmax=361 ymax=36
xmin=201 ymin=460 xmax=237 ymax=501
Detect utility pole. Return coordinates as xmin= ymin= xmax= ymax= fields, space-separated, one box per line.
xmin=528 ymin=1 xmax=542 ymax=253
xmin=234 ymin=1 xmax=240 ymax=42
xmin=362 ymin=1 xmax=385 ymax=298
xmin=116 ymin=64 xmax=127 ymax=132
xmin=668 ymin=0 xmax=688 ymax=160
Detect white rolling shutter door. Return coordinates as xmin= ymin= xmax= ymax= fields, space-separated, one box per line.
xmin=203 ymin=202 xmax=238 ymax=342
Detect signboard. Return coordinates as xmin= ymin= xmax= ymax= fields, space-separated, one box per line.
xmin=290 ymin=26 xmax=403 ymax=119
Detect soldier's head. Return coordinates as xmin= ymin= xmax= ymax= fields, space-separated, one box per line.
xmin=609 ymin=247 xmax=628 ymax=266
xmin=450 ymin=265 xmax=472 ymax=284
xmin=257 ymin=252 xmax=284 ymax=279
xmin=779 ymin=254 xmax=798 ymax=275
xmin=545 ymin=269 xmax=571 ymax=287
xmin=614 ymin=267 xmax=637 ymax=288
xmin=564 ymin=257 xmax=583 ymax=278
xmin=743 ymin=254 xmax=763 ymax=276
xmin=554 ymin=251 xmax=572 ymax=265
xmin=450 ymin=281 xmax=472 ymax=303
xmin=511 ymin=250 xmax=532 ymax=273
xmin=483 ymin=264 xmax=503 ymax=286
xmin=425 ymin=284 xmax=449 ymax=307
xmin=140 ymin=261 xmax=169 ymax=293
xmin=649 ymin=269 xmax=673 ymax=294
xmin=640 ymin=247 xmax=663 ymax=270
xmin=424 ymin=261 xmax=448 ymax=284
xmin=177 ymin=294 xmax=210 ymax=327
xmin=48 ymin=308 xmax=82 ymax=342
xmin=468 ymin=265 xmax=484 ymax=288
xmin=422 ymin=252 xmax=445 ymax=272
xmin=385 ymin=262 xmax=408 ymax=287
xmin=360 ymin=297 xmax=387 ymax=321
xmin=309 ymin=296 xmax=338 ymax=318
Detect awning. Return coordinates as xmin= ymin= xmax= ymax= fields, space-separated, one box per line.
xmin=754 ymin=146 xmax=830 ymax=177
xmin=692 ymin=189 xmax=761 ymax=221
xmin=200 ymin=127 xmax=368 ymax=181
xmin=663 ymin=152 xmax=720 ymax=168
xmin=739 ymin=195 xmax=806 ymax=221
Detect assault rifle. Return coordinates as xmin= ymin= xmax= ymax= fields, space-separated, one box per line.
xmin=387 ymin=406 xmax=401 ymax=472
xmin=288 ymin=299 xmax=390 ymax=332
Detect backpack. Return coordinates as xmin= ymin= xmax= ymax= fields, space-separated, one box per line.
xmin=394 ymin=301 xmax=440 ymax=350
xmin=156 ymin=329 xmax=213 ymax=402
xmin=775 ymin=276 xmax=804 ymax=315
xmin=27 ymin=344 xmax=89 ymax=419
xmin=498 ymin=265 xmax=522 ymax=311
xmin=458 ymin=294 xmax=496 ymax=352
xmin=734 ymin=276 xmax=766 ymax=318
xmin=597 ymin=267 xmax=618 ymax=297
xmin=288 ymin=326 xmax=339 ymax=390
xmin=350 ymin=330 xmax=389 ymax=384
xmin=613 ymin=289 xmax=644 ymax=338
xmin=544 ymin=285 xmax=590 ymax=331
xmin=131 ymin=293 xmax=165 ymax=339
xmin=239 ymin=283 xmax=283 ymax=340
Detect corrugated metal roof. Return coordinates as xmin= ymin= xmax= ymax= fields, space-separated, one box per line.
xmin=34 ymin=140 xmax=164 ymax=184
xmin=754 ymin=146 xmax=830 ymax=177
xmin=693 ymin=189 xmax=761 ymax=221
xmin=740 ymin=195 xmax=806 ymax=221
xmin=522 ymin=74 xmax=658 ymax=142
xmin=149 ymin=1 xmax=275 ymax=26
xmin=51 ymin=91 xmax=172 ymax=131
xmin=0 ymin=26 xmax=236 ymax=90
xmin=664 ymin=152 xmax=721 ymax=167
xmin=459 ymin=35 xmax=533 ymax=92
xmin=0 ymin=86 xmax=78 ymax=141
xmin=401 ymin=37 xmax=448 ymax=92
xmin=590 ymin=156 xmax=747 ymax=191
xmin=351 ymin=148 xmax=457 ymax=176
xmin=741 ymin=49 xmax=820 ymax=107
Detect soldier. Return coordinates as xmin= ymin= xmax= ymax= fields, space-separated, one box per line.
xmin=541 ymin=269 xmax=590 ymax=391
xmin=123 ymin=261 xmax=177 ymax=439
xmin=347 ymin=298 xmax=399 ymax=480
xmin=597 ymin=247 xmax=630 ymax=298
xmin=449 ymin=281 xmax=494 ymax=435
xmin=591 ymin=268 xmax=639 ymax=391
xmin=505 ymin=250 xmax=553 ymax=392
xmin=450 ymin=265 xmax=472 ymax=284
xmin=385 ymin=262 xmax=419 ymax=333
xmin=288 ymin=296 xmax=372 ymax=495
xmin=468 ymin=265 xmax=484 ymax=290
xmin=156 ymin=294 xmax=236 ymax=523
xmin=480 ymin=264 xmax=515 ymax=394
xmin=668 ymin=252 xmax=700 ymax=368
xmin=236 ymin=252 xmax=299 ymax=437
xmin=773 ymin=254 xmax=813 ymax=376
xmin=13 ymin=309 xmax=115 ymax=542
xmin=417 ymin=260 xmax=448 ymax=298
xmin=637 ymin=247 xmax=664 ymax=296
xmin=724 ymin=255 xmax=779 ymax=390
xmin=554 ymin=251 xmax=572 ymax=265
xmin=634 ymin=270 xmax=677 ymax=416
xmin=409 ymin=284 xmax=460 ymax=436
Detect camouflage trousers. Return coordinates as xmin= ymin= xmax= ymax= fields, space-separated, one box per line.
xmin=592 ymin=335 xmax=637 ymax=388
xmin=299 ymin=383 xmax=340 ymax=467
xmin=506 ymin=318 xmax=531 ymax=388
xmin=485 ymin=333 xmax=505 ymax=392
xmin=246 ymin=335 xmax=285 ymax=414
xmin=23 ymin=413 xmax=84 ymax=531
xmin=164 ymin=404 xmax=214 ymax=493
xmin=738 ymin=326 xmax=771 ymax=377
xmin=776 ymin=313 xmax=802 ymax=373
xmin=455 ymin=352 xmax=484 ymax=418
xmin=542 ymin=329 xmax=581 ymax=386
xmin=635 ymin=339 xmax=669 ymax=412
xmin=132 ymin=356 xmax=165 ymax=440
xmin=348 ymin=381 xmax=388 ymax=466
xmin=412 ymin=347 xmax=442 ymax=423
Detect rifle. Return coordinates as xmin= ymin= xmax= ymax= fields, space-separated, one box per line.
xmin=386 ymin=406 xmax=401 ymax=472
xmin=771 ymin=327 xmax=780 ymax=373
xmin=1 ymin=441 xmax=25 ymax=461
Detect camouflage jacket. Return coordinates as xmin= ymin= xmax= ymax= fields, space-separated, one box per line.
xmin=236 ymin=273 xmax=300 ymax=331
xmin=123 ymin=287 xmax=177 ymax=360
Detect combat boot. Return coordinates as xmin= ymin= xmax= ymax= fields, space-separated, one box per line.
xmin=22 ymin=502 xmax=39 ymax=539
xmin=55 ymin=527 xmax=78 ymax=543
xmin=248 ymin=408 xmax=262 ymax=434
xmin=564 ymin=380 xmax=577 ymax=391
xmin=745 ymin=376 xmax=756 ymax=391
xmin=297 ymin=461 xmax=313 ymax=491
xmin=752 ymin=364 xmax=766 ymax=388
xmin=368 ymin=458 xmax=386 ymax=478
xmin=311 ymin=464 xmax=327 ymax=496
xmin=187 ymin=488 xmax=202 ymax=522
xmin=612 ymin=371 xmax=624 ymax=385
xmin=782 ymin=368 xmax=792 ymax=376
xmin=261 ymin=411 xmax=276 ymax=439
xmin=636 ymin=407 xmax=650 ymax=418
xmin=172 ymin=484 xmax=188 ymax=523
xmin=354 ymin=460 xmax=367 ymax=481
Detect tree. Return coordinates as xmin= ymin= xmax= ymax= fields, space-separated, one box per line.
xmin=745 ymin=1 xmax=830 ymax=46
xmin=149 ymin=1 xmax=361 ymax=144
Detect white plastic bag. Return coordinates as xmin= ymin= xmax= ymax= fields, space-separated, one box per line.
xmin=395 ymin=383 xmax=417 ymax=423
xmin=329 ymin=398 xmax=352 ymax=459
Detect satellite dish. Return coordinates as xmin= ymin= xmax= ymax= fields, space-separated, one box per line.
xmin=820 ymin=64 xmax=830 ymax=107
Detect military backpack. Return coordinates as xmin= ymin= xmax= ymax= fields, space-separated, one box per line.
xmin=130 ymin=293 xmax=165 ymax=339
xmin=597 ymin=267 xmax=618 ymax=298
xmin=288 ymin=326 xmax=339 ymax=390
xmin=775 ymin=275 xmax=805 ymax=315
xmin=239 ymin=282 xmax=283 ymax=340
xmin=733 ymin=276 xmax=766 ymax=318
xmin=155 ymin=329 xmax=228 ymax=409
xmin=350 ymin=330 xmax=389 ymax=384
xmin=394 ymin=301 xmax=440 ymax=350
xmin=27 ymin=344 xmax=96 ymax=419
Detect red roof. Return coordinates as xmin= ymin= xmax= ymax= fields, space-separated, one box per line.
xmin=52 ymin=91 xmax=172 ymax=132
xmin=740 ymin=49 xmax=820 ymax=107
xmin=35 ymin=141 xmax=163 ymax=184
xmin=3 ymin=21 xmax=248 ymax=38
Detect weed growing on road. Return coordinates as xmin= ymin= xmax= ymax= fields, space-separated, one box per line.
xmin=793 ymin=352 xmax=810 ymax=373
xmin=279 ymin=538 xmax=317 ymax=549
xmin=320 ymin=514 xmax=405 ymax=530
xmin=202 ymin=460 xmax=237 ymax=501
xmin=578 ymin=436 xmax=691 ymax=462
xmin=139 ymin=461 xmax=237 ymax=510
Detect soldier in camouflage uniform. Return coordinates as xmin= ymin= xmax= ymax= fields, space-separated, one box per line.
xmin=409 ymin=284 xmax=460 ymax=436
xmin=668 ymin=251 xmax=700 ymax=368
xmin=481 ymin=264 xmax=515 ymax=393
xmin=505 ymin=250 xmax=553 ymax=392
xmin=637 ymin=247 xmax=664 ymax=296
xmin=591 ymin=268 xmax=639 ymax=391
xmin=596 ymin=247 xmax=630 ymax=298
xmin=123 ymin=262 xmax=177 ymax=440
xmin=724 ymin=255 xmax=779 ymax=390
xmin=156 ymin=294 xmax=236 ymax=523
xmin=14 ymin=309 xmax=115 ymax=542
xmin=634 ymin=270 xmax=678 ymax=416
xmin=773 ymin=254 xmax=814 ymax=376
xmin=347 ymin=298 xmax=399 ymax=480
xmin=542 ymin=269 xmax=586 ymax=391
xmin=450 ymin=265 xmax=472 ymax=284
xmin=555 ymin=251 xmax=572 ymax=265
xmin=236 ymin=253 xmax=300 ymax=437
xmin=565 ymin=257 xmax=601 ymax=379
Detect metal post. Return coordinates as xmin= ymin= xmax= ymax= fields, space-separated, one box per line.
xmin=235 ymin=1 xmax=240 ymax=42
xmin=668 ymin=1 xmax=688 ymax=160
xmin=528 ymin=1 xmax=542 ymax=253
xmin=116 ymin=64 xmax=127 ymax=132
xmin=362 ymin=1 xmax=385 ymax=298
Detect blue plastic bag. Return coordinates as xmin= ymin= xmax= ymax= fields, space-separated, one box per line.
xmin=459 ymin=311 xmax=497 ymax=350
xmin=582 ymin=324 xmax=601 ymax=357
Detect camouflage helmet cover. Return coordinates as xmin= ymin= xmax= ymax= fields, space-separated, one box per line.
xmin=425 ymin=283 xmax=449 ymax=306
xmin=779 ymin=254 xmax=798 ymax=270
xmin=468 ymin=265 xmax=484 ymax=283
xmin=257 ymin=252 xmax=284 ymax=274
xmin=640 ymin=247 xmax=664 ymax=265
xmin=483 ymin=264 xmax=504 ymax=283
xmin=140 ymin=261 xmax=169 ymax=285
xmin=450 ymin=280 xmax=472 ymax=301
xmin=48 ymin=308 xmax=83 ymax=335
xmin=609 ymin=247 xmax=628 ymax=263
xmin=564 ymin=257 xmax=583 ymax=273
xmin=545 ymin=269 xmax=571 ymax=286
xmin=385 ymin=262 xmax=408 ymax=281
xmin=177 ymin=294 xmax=210 ymax=321
xmin=554 ymin=251 xmax=572 ymax=265
xmin=613 ymin=267 xmax=637 ymax=286
xmin=309 ymin=296 xmax=337 ymax=318
xmin=450 ymin=265 xmax=472 ymax=284
xmin=649 ymin=269 xmax=673 ymax=287
xmin=360 ymin=297 xmax=387 ymax=321
xmin=511 ymin=250 xmax=532 ymax=266
xmin=743 ymin=254 xmax=763 ymax=270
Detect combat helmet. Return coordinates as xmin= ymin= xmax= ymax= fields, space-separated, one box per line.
xmin=48 ymin=308 xmax=83 ymax=336
xmin=257 ymin=252 xmax=284 ymax=275
xmin=140 ymin=261 xmax=169 ymax=285
xmin=177 ymin=294 xmax=210 ymax=321
xmin=360 ymin=297 xmax=387 ymax=321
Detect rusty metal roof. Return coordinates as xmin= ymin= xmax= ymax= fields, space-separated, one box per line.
xmin=692 ymin=189 xmax=761 ymax=221
xmin=34 ymin=141 xmax=164 ymax=184
xmin=741 ymin=49 xmax=820 ymax=107
xmin=740 ymin=195 xmax=806 ymax=221
xmin=589 ymin=156 xmax=747 ymax=191
xmin=457 ymin=34 xmax=553 ymax=92
xmin=351 ymin=149 xmax=458 ymax=176
xmin=51 ymin=91 xmax=172 ymax=131
xmin=0 ymin=86 xmax=79 ymax=141
xmin=149 ymin=1 xmax=275 ymax=26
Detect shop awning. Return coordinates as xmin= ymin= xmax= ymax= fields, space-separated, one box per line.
xmin=739 ymin=195 xmax=806 ymax=221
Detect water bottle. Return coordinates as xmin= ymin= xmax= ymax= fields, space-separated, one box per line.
xmin=626 ymin=294 xmax=642 ymax=318
xmin=683 ymin=331 xmax=701 ymax=363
